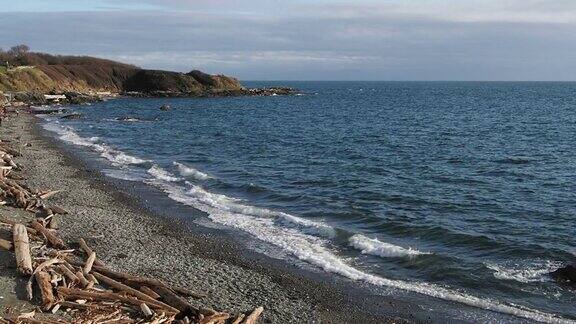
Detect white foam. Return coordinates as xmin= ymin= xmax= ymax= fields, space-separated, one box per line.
xmin=151 ymin=182 xmax=571 ymax=324
xmin=349 ymin=234 xmax=430 ymax=258
xmin=174 ymin=162 xmax=211 ymax=180
xmin=486 ymin=261 xmax=562 ymax=283
xmin=42 ymin=121 xmax=148 ymax=166
xmin=147 ymin=165 xmax=181 ymax=182
xmin=101 ymin=169 xmax=145 ymax=182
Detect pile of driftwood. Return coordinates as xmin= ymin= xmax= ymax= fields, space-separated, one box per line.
xmin=0 ymin=111 xmax=263 ymax=323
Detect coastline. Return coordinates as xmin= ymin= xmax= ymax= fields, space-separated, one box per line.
xmin=0 ymin=111 xmax=415 ymax=322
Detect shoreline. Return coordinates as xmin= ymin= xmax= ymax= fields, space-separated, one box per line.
xmin=0 ymin=111 xmax=415 ymax=322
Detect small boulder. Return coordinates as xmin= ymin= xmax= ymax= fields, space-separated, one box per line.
xmin=160 ymin=104 xmax=171 ymax=111
xmin=550 ymin=264 xmax=576 ymax=284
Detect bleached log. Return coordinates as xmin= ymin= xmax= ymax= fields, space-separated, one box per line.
xmin=83 ymin=251 xmax=96 ymax=275
xmin=12 ymin=224 xmax=33 ymax=275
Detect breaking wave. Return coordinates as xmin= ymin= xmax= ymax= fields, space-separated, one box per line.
xmin=349 ymin=234 xmax=430 ymax=258
xmin=148 ymin=165 xmax=181 ymax=182
xmin=41 ymin=121 xmax=148 ymax=166
xmin=486 ymin=260 xmax=562 ymax=283
xmin=174 ymin=162 xmax=211 ymax=180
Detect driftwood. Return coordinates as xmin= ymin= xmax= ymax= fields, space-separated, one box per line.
xmin=243 ymin=306 xmax=264 ymax=324
xmin=231 ymin=314 xmax=246 ymax=324
xmin=56 ymin=264 xmax=79 ymax=284
xmin=0 ymin=216 xmax=38 ymax=235
xmin=140 ymin=286 xmax=160 ymax=299
xmin=12 ymin=224 xmax=33 ymax=275
xmin=78 ymin=238 xmax=105 ymax=267
xmin=75 ymin=270 xmax=90 ymax=288
xmin=0 ymin=128 xmax=266 ymax=324
xmin=34 ymin=270 xmax=55 ymax=309
xmin=57 ymin=287 xmax=178 ymax=314
xmin=92 ymin=271 xmax=178 ymax=313
xmin=31 ymin=220 xmax=65 ymax=249
xmin=140 ymin=303 xmax=153 ymax=318
xmin=0 ymin=237 xmax=13 ymax=251
xmin=83 ymin=251 xmax=96 ymax=274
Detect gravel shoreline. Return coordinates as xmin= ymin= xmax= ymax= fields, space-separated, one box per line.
xmin=0 ymin=112 xmax=415 ymax=323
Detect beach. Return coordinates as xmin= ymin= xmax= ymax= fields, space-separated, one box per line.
xmin=0 ymin=111 xmax=412 ymax=323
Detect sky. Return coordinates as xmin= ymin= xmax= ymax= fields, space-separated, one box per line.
xmin=0 ymin=0 xmax=575 ymax=81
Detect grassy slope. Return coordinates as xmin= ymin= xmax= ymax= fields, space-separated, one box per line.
xmin=0 ymin=53 xmax=243 ymax=93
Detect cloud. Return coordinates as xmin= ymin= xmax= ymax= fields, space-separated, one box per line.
xmin=0 ymin=1 xmax=575 ymax=80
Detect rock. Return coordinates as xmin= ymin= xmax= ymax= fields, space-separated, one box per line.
xmin=60 ymin=113 xmax=83 ymax=120
xmin=160 ymin=104 xmax=171 ymax=111
xmin=550 ymin=264 xmax=576 ymax=284
xmin=116 ymin=116 xmax=140 ymax=122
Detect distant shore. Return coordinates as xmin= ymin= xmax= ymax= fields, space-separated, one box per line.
xmin=0 ymin=111 xmax=410 ymax=322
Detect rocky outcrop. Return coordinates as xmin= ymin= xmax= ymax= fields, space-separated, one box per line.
xmin=0 ymin=52 xmax=298 ymax=101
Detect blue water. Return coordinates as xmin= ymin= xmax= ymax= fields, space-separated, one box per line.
xmin=41 ymin=82 xmax=576 ymax=322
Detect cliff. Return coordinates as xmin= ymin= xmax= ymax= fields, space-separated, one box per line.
xmin=0 ymin=52 xmax=243 ymax=95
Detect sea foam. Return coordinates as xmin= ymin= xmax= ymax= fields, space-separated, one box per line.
xmin=42 ymin=121 xmax=148 ymax=166
xmin=174 ymin=162 xmax=211 ymax=180
xmin=349 ymin=234 xmax=429 ymax=258
xmin=486 ymin=261 xmax=562 ymax=283
xmin=148 ymin=165 xmax=181 ymax=182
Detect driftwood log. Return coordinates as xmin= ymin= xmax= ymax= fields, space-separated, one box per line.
xmin=34 ymin=270 xmax=55 ymax=309
xmin=31 ymin=220 xmax=65 ymax=249
xmin=12 ymin=224 xmax=33 ymax=275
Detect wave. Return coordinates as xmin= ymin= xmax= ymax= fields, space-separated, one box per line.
xmin=174 ymin=162 xmax=211 ymax=181
xmin=147 ymin=165 xmax=181 ymax=182
xmin=150 ymin=180 xmax=570 ymax=323
xmin=349 ymin=234 xmax=430 ymax=258
xmin=486 ymin=260 xmax=562 ymax=283
xmin=42 ymin=121 xmax=149 ymax=166
xmin=40 ymin=119 xmax=573 ymax=323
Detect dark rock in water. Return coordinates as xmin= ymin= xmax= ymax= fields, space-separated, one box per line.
xmin=116 ymin=116 xmax=140 ymax=122
xmin=550 ymin=264 xmax=576 ymax=284
xmin=60 ymin=113 xmax=83 ymax=120
xmin=160 ymin=104 xmax=171 ymax=111
xmin=33 ymin=108 xmax=68 ymax=115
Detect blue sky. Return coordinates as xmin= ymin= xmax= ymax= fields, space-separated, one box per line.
xmin=1 ymin=0 xmax=575 ymax=80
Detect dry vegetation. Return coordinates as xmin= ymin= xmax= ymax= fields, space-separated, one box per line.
xmin=0 ymin=45 xmax=242 ymax=94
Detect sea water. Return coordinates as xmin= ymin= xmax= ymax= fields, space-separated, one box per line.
xmin=40 ymin=82 xmax=576 ymax=322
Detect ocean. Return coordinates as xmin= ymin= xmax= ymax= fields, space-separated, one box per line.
xmin=39 ymin=82 xmax=576 ymax=322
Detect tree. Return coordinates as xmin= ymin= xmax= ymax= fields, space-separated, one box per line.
xmin=8 ymin=44 xmax=30 ymax=56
